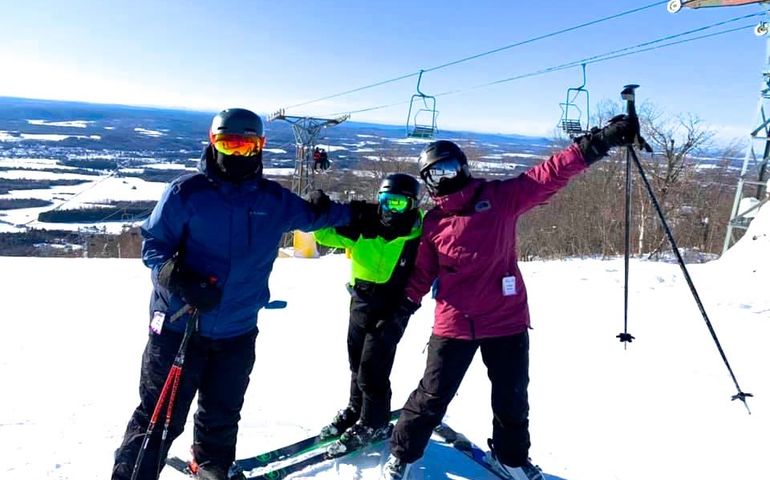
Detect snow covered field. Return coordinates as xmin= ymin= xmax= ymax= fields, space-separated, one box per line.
xmin=0 ymin=207 xmax=767 ymax=480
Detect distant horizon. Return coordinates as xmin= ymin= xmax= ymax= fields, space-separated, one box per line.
xmin=0 ymin=95 xmax=554 ymax=141
xmin=3 ymin=1 xmax=763 ymax=146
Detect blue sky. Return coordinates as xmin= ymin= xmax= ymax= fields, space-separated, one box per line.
xmin=0 ymin=0 xmax=766 ymax=141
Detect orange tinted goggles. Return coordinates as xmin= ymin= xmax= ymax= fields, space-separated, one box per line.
xmin=210 ymin=133 xmax=265 ymax=156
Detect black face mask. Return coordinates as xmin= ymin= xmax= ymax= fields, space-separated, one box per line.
xmin=379 ymin=209 xmax=418 ymax=239
xmin=215 ymin=149 xmax=263 ymax=181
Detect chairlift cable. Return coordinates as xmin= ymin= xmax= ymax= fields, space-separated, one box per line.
xmin=322 ymin=20 xmax=754 ymax=118
xmin=282 ymin=1 xmax=668 ymax=112
xmin=421 ymin=1 xmax=669 ymax=74
xmin=433 ymin=22 xmax=754 ymax=96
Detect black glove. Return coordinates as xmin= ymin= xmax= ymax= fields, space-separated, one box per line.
xmin=307 ymin=189 xmax=331 ymax=214
xmin=349 ymin=200 xmax=382 ymax=238
xmin=158 ymin=259 xmax=222 ymax=312
xmin=576 ymin=114 xmax=640 ymax=165
xmin=396 ymin=297 xmax=420 ymax=318
xmin=374 ymin=297 xmax=420 ymax=333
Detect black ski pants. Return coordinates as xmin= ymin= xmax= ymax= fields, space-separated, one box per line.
xmin=391 ymin=331 xmax=530 ymax=467
xmin=346 ymin=295 xmax=409 ymax=428
xmin=112 ymin=326 xmax=257 ymax=480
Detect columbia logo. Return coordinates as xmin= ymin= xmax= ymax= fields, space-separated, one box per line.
xmin=475 ymin=200 xmax=491 ymax=212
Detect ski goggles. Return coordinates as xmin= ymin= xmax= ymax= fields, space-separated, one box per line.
xmin=423 ymin=157 xmax=464 ymax=190
xmin=378 ymin=192 xmax=413 ymax=213
xmin=210 ymin=133 xmax=265 ymax=156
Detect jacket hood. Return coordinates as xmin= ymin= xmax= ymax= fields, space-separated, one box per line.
xmin=198 ymin=144 xmax=223 ymax=179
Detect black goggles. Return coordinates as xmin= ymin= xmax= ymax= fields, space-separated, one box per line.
xmin=423 ymin=157 xmax=464 ymax=190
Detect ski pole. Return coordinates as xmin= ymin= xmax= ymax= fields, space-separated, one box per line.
xmin=617 ymin=138 xmax=635 ymax=347
xmin=131 ymin=307 xmax=200 ymax=480
xmin=620 ymin=84 xmax=752 ymax=413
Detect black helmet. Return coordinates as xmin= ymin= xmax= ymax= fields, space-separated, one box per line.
xmin=377 ymin=173 xmax=420 ymax=232
xmin=417 ymin=140 xmax=471 ymax=196
xmin=378 ymin=173 xmax=420 ymax=199
xmin=210 ymin=108 xmax=264 ymax=137
xmin=209 ymin=108 xmax=265 ymax=181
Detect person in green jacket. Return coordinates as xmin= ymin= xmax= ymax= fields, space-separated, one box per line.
xmin=314 ymin=173 xmax=423 ymax=457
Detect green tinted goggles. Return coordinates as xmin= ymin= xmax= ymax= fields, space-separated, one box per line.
xmin=378 ymin=192 xmax=413 ymax=213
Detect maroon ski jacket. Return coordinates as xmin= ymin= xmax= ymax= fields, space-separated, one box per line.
xmin=405 ymin=144 xmax=588 ymax=340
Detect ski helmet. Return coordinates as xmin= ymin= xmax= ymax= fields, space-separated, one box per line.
xmin=377 ymin=173 xmax=420 ymax=230
xmin=210 ymin=108 xmax=264 ymax=137
xmin=417 ymin=140 xmax=471 ymax=197
xmin=378 ymin=173 xmax=420 ymax=199
xmin=209 ymin=108 xmax=265 ymax=181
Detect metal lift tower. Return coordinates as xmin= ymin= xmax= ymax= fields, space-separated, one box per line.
xmin=723 ymin=36 xmax=770 ymax=252
xmin=268 ymin=109 xmax=349 ymax=197
xmin=669 ymin=1 xmax=770 ymax=252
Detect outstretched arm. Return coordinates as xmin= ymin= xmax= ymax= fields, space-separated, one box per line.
xmin=501 ymin=114 xmax=638 ymax=216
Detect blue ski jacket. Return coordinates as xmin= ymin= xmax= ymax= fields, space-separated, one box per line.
xmin=141 ymin=146 xmax=351 ymax=339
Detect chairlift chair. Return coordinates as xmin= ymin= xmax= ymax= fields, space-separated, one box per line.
xmin=406 ymin=70 xmax=439 ymax=139
xmin=559 ymin=64 xmax=590 ymax=138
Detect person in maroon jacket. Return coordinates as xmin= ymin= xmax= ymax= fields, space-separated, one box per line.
xmin=380 ymin=115 xmax=639 ymax=480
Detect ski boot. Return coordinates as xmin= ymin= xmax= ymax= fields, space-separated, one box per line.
xmin=326 ymin=421 xmax=393 ymax=458
xmin=380 ymin=454 xmax=412 ymax=480
xmin=485 ymin=447 xmax=544 ymax=480
xmin=188 ymin=458 xmax=245 ymax=480
xmin=319 ymin=406 xmax=360 ymax=439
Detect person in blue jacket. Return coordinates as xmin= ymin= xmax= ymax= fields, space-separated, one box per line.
xmin=112 ymin=108 xmax=367 ymax=480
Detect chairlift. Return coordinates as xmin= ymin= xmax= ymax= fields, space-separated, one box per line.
xmin=559 ymin=63 xmax=590 ymax=138
xmin=312 ymin=143 xmax=332 ymax=173
xmin=406 ymin=70 xmax=438 ymax=139
xmin=667 ymin=0 xmax=769 ymax=14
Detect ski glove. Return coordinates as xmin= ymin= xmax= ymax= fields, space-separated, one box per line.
xmin=349 ymin=200 xmax=381 ymax=238
xmin=158 ymin=259 xmax=222 ymax=313
xmin=396 ymin=297 xmax=420 ymax=318
xmin=307 ymin=189 xmax=331 ymax=215
xmin=576 ymin=114 xmax=640 ymax=165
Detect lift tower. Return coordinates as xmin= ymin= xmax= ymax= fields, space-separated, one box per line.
xmin=268 ymin=109 xmax=349 ymax=197
xmin=723 ymin=47 xmax=770 ymax=252
xmin=669 ymin=1 xmax=770 ymax=252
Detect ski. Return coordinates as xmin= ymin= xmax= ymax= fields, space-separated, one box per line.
xmin=234 ymin=431 xmax=337 ymax=472
xmin=433 ymin=423 xmax=507 ymax=479
xmin=246 ymin=429 xmax=393 ymax=480
xmin=167 ymin=409 xmax=403 ymax=478
xmin=164 ymin=456 xmax=246 ymax=479
xmin=235 ymin=408 xmax=402 ymax=472
xmin=246 ymin=449 xmax=329 ymax=480
xmin=166 ymin=456 xmax=193 ymax=475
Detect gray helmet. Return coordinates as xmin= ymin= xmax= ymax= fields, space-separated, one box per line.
xmin=210 ymin=108 xmax=264 ymax=137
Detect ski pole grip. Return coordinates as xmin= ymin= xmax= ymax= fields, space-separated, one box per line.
xmin=620 ymin=84 xmax=639 ymax=118
xmin=620 ymin=84 xmax=652 ymax=152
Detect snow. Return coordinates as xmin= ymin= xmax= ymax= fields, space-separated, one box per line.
xmin=0 ymin=175 xmax=167 ymax=233
xmin=0 ymin=158 xmax=81 ymax=170
xmin=0 ymin=132 xmax=101 ymax=142
xmin=134 ymin=127 xmax=165 ymax=137
xmin=263 ymin=168 xmax=294 ymax=177
xmin=0 ymin=206 xmax=768 ymax=480
xmin=0 ymin=169 xmax=97 ymax=181
xmin=27 ymin=119 xmax=92 ymax=128
xmin=137 ymin=163 xmax=195 ymax=171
